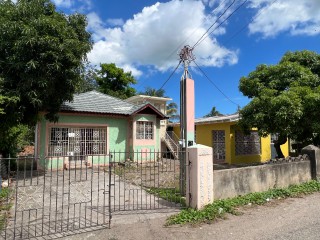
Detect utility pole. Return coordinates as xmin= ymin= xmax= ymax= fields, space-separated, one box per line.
xmin=179 ymin=45 xmax=195 ymax=195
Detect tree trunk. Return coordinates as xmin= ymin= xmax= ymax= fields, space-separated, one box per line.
xmin=274 ymin=134 xmax=287 ymax=158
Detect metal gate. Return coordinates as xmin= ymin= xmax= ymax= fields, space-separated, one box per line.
xmin=0 ymin=151 xmax=185 ymax=239
xmin=0 ymin=156 xmax=110 ymax=239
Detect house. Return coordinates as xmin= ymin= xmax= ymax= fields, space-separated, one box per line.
xmin=125 ymin=94 xmax=172 ymax=139
xmin=35 ymin=91 xmax=167 ymax=168
xmin=169 ymin=113 xmax=290 ymax=164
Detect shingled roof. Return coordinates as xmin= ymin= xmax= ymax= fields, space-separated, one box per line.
xmin=60 ymin=91 xmax=167 ymax=118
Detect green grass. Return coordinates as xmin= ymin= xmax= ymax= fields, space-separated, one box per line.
xmin=0 ymin=188 xmax=13 ymax=230
xmin=166 ymin=180 xmax=320 ymax=225
xmin=147 ymin=187 xmax=186 ymax=207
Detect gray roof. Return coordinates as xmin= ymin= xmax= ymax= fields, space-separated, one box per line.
xmin=60 ymin=91 xmax=167 ymax=119
xmin=169 ymin=113 xmax=240 ymax=126
xmin=195 ymin=113 xmax=240 ymax=124
xmin=60 ymin=91 xmax=138 ymax=115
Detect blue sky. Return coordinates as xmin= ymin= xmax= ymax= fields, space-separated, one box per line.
xmin=53 ymin=0 xmax=320 ymax=118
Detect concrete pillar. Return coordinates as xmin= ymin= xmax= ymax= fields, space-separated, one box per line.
xmin=186 ymin=144 xmax=214 ymax=209
xmin=302 ymin=145 xmax=320 ymax=180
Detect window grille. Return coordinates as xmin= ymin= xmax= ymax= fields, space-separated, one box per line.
xmin=136 ymin=121 xmax=153 ymax=140
xmin=48 ymin=127 xmax=107 ymax=157
xmin=212 ymin=130 xmax=225 ymax=161
xmin=235 ymin=130 xmax=261 ymax=155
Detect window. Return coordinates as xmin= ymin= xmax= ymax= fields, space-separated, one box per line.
xmin=235 ymin=130 xmax=261 ymax=155
xmin=136 ymin=121 xmax=153 ymax=140
xmin=48 ymin=127 xmax=107 ymax=157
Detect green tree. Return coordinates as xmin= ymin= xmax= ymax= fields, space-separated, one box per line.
xmin=95 ymin=63 xmax=136 ymax=99
xmin=140 ymin=87 xmax=166 ymax=97
xmin=204 ymin=106 xmax=222 ymax=117
xmin=0 ymin=0 xmax=92 ymax=156
xmin=238 ymin=50 xmax=320 ymax=158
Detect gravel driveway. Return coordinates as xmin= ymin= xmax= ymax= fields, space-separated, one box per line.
xmin=66 ymin=192 xmax=320 ymax=240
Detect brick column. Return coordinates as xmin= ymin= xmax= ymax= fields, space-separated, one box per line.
xmin=186 ymin=144 xmax=214 ymax=209
xmin=302 ymin=145 xmax=320 ymax=180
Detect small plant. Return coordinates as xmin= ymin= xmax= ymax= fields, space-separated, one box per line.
xmin=166 ymin=180 xmax=320 ymax=225
xmin=147 ymin=187 xmax=186 ymax=207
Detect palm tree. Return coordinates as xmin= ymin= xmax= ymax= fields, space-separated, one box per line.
xmin=139 ymin=87 xmax=165 ymax=97
xmin=166 ymin=102 xmax=180 ymax=122
xmin=204 ymin=106 xmax=223 ymax=117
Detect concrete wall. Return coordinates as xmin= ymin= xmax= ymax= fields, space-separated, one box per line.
xmin=213 ymin=161 xmax=312 ymax=200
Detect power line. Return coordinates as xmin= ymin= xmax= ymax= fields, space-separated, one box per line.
xmin=164 ymin=0 xmax=230 ymax=65
xmin=158 ymin=60 xmax=182 ymax=91
xmin=193 ymin=60 xmax=239 ymax=107
xmin=194 ymin=0 xmax=248 ymax=49
xmin=192 ymin=0 xmax=236 ymax=49
xmin=224 ymin=0 xmax=278 ymax=44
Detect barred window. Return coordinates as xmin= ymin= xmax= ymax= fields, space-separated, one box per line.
xmin=235 ymin=130 xmax=261 ymax=155
xmin=48 ymin=127 xmax=107 ymax=157
xmin=136 ymin=121 xmax=153 ymax=140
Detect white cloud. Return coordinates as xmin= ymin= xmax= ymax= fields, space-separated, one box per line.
xmin=52 ymin=0 xmax=72 ymax=8
xmin=106 ymin=18 xmax=125 ymax=27
xmin=248 ymin=0 xmax=320 ymax=37
xmin=52 ymin=0 xmax=92 ymax=11
xmin=87 ymin=0 xmax=238 ymax=78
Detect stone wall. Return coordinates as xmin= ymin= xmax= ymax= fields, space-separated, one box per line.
xmin=213 ymin=161 xmax=312 ymax=200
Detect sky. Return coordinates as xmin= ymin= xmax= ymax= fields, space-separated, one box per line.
xmin=52 ymin=0 xmax=320 ymax=118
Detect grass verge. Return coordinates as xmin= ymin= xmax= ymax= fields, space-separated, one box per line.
xmin=147 ymin=187 xmax=186 ymax=207
xmin=166 ymin=180 xmax=320 ymax=225
xmin=0 ymin=188 xmax=13 ymax=230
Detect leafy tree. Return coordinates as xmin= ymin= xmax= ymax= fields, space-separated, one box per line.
xmin=204 ymin=106 xmax=223 ymax=117
xmin=0 ymin=0 xmax=92 ymax=156
xmin=76 ymin=63 xmax=98 ymax=93
xmin=95 ymin=63 xmax=136 ymax=99
xmin=238 ymin=50 xmax=320 ymax=158
xmin=140 ymin=87 xmax=166 ymax=97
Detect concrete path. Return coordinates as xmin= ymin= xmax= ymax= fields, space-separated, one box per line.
xmin=65 ymin=192 xmax=320 ymax=240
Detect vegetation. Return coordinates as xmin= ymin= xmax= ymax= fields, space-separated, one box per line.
xmin=239 ymin=50 xmax=320 ymax=157
xmin=0 ymin=0 xmax=92 ymax=156
xmin=166 ymin=180 xmax=320 ymax=225
xmin=203 ymin=106 xmax=223 ymax=117
xmin=147 ymin=187 xmax=186 ymax=206
xmin=0 ymin=188 xmax=13 ymax=230
xmin=139 ymin=87 xmax=166 ymax=97
xmin=95 ymin=63 xmax=137 ymax=99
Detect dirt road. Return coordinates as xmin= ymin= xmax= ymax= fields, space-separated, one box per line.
xmin=66 ymin=192 xmax=320 ymax=240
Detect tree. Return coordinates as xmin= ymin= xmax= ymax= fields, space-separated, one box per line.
xmin=94 ymin=63 xmax=136 ymax=99
xmin=238 ymin=50 xmax=320 ymax=158
xmin=166 ymin=102 xmax=180 ymax=123
xmin=140 ymin=87 xmax=165 ymax=97
xmin=204 ymin=106 xmax=223 ymax=117
xmin=0 ymin=0 xmax=92 ymax=156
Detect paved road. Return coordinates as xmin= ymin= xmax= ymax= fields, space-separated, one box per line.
xmin=66 ymin=192 xmax=320 ymax=240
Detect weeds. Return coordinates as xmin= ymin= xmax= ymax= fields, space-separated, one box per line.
xmin=147 ymin=187 xmax=186 ymax=207
xmin=166 ymin=180 xmax=320 ymax=225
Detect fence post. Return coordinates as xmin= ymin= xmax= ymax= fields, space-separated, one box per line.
xmin=186 ymin=144 xmax=214 ymax=209
xmin=301 ymin=145 xmax=320 ymax=180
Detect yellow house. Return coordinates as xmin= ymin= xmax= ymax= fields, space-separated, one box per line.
xmin=169 ymin=113 xmax=289 ymax=164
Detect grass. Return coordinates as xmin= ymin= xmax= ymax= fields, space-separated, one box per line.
xmin=147 ymin=187 xmax=186 ymax=207
xmin=0 ymin=188 xmax=13 ymax=230
xmin=166 ymin=180 xmax=320 ymax=225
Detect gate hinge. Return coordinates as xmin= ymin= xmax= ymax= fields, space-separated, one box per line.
xmin=189 ymin=193 xmax=192 ymax=201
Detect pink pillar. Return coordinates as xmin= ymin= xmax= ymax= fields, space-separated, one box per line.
xmin=186 ymin=78 xmax=195 ymax=145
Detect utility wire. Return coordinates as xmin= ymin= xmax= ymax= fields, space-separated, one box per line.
xmin=224 ymin=0 xmax=278 ymax=44
xmin=194 ymin=0 xmax=248 ymax=49
xmin=192 ymin=0 xmax=236 ymax=49
xmin=158 ymin=60 xmax=182 ymax=91
xmin=193 ymin=60 xmax=239 ymax=107
xmin=165 ymin=0 xmax=230 ymax=65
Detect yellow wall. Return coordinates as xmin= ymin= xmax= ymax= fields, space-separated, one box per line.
xmin=172 ymin=122 xmax=290 ymax=164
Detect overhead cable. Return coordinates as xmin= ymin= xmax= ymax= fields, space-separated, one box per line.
xmin=193 ymin=60 xmax=239 ymax=107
